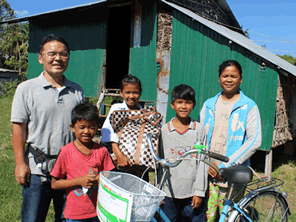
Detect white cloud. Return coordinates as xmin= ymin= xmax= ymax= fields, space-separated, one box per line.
xmin=15 ymin=10 xmax=29 ymax=17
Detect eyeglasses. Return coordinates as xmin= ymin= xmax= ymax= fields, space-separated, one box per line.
xmin=42 ymin=51 xmax=69 ymax=59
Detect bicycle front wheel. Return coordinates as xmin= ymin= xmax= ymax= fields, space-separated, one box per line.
xmin=234 ymin=191 xmax=288 ymax=222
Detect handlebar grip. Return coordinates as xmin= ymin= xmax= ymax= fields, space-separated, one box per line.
xmin=208 ymin=151 xmax=229 ymax=163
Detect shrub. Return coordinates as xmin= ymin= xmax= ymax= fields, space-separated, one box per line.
xmin=0 ymin=80 xmax=18 ymax=97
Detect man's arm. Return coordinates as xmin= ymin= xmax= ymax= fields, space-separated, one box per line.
xmin=12 ymin=122 xmax=30 ymax=186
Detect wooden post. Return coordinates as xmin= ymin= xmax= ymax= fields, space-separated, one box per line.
xmin=265 ymin=149 xmax=273 ymax=177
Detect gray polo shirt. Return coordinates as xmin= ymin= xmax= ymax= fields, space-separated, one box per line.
xmin=158 ymin=118 xmax=208 ymax=198
xmin=11 ymin=72 xmax=84 ymax=175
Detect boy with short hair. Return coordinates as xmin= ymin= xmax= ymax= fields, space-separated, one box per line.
xmin=159 ymin=84 xmax=208 ymax=222
xmin=51 ymin=103 xmax=114 ymax=222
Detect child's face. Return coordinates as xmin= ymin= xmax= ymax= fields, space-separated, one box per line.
xmin=70 ymin=119 xmax=97 ymax=146
xmin=170 ymin=99 xmax=194 ymax=119
xmin=120 ymin=83 xmax=141 ymax=109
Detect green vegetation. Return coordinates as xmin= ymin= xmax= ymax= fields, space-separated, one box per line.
xmin=278 ymin=54 xmax=296 ymax=66
xmin=271 ymin=161 xmax=296 ymax=221
xmin=0 ymin=95 xmax=22 ymax=221
xmin=0 ymin=80 xmax=18 ymax=97
xmin=1 ymin=0 xmax=29 ymax=82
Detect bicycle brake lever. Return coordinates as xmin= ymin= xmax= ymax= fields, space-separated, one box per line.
xmin=193 ymin=142 xmax=207 ymax=153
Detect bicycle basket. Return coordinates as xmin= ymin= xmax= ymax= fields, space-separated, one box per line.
xmin=97 ymin=171 xmax=166 ymax=222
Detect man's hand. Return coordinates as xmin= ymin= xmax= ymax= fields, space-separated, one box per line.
xmin=12 ymin=122 xmax=29 ymax=185
xmin=15 ymin=162 xmax=31 ymax=186
xmin=192 ymin=195 xmax=202 ymax=209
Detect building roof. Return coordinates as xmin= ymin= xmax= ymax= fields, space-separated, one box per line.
xmin=218 ymin=0 xmax=244 ymax=34
xmin=0 ymin=0 xmax=107 ymax=25
xmin=0 ymin=68 xmax=19 ymax=73
xmin=167 ymin=0 xmax=243 ymax=33
xmin=161 ymin=0 xmax=296 ymax=77
xmin=1 ymin=0 xmax=295 ymax=76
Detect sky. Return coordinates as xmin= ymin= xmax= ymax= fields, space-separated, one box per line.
xmin=227 ymin=0 xmax=296 ymax=57
xmin=6 ymin=0 xmax=296 ymax=57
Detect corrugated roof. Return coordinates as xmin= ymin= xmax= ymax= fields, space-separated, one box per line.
xmin=162 ymin=0 xmax=296 ymax=77
xmin=0 ymin=0 xmax=107 ymax=25
xmin=218 ymin=0 xmax=241 ymax=28
xmin=0 ymin=68 xmax=19 ymax=73
xmin=1 ymin=0 xmax=295 ymax=76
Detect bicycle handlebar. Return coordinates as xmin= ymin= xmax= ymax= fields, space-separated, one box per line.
xmin=206 ymin=150 xmax=230 ymax=163
xmin=147 ymin=133 xmax=229 ymax=168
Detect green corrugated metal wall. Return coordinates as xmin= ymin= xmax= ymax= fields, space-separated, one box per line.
xmin=166 ymin=10 xmax=278 ymax=151
xmin=129 ymin=1 xmax=158 ymax=103
xmin=27 ymin=1 xmax=158 ymax=100
xmin=27 ymin=5 xmax=108 ymax=98
xmin=25 ymin=2 xmax=279 ymax=150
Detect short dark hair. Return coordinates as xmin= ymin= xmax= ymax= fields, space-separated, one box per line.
xmin=71 ymin=103 xmax=99 ymax=126
xmin=119 ymin=74 xmax=142 ymax=93
xmin=39 ymin=34 xmax=70 ymax=54
xmin=218 ymin=60 xmax=242 ymax=76
xmin=171 ymin=84 xmax=196 ymax=105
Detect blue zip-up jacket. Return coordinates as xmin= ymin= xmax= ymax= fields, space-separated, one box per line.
xmin=199 ymin=90 xmax=262 ymax=168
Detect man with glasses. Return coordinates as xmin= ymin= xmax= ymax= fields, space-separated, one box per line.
xmin=11 ymin=34 xmax=84 ymax=222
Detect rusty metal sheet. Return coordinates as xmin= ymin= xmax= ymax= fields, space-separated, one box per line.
xmin=156 ymin=50 xmax=171 ymax=122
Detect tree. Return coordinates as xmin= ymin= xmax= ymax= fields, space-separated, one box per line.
xmin=278 ymin=54 xmax=296 ymax=66
xmin=0 ymin=0 xmax=28 ymax=82
xmin=0 ymin=0 xmax=16 ymax=67
xmin=0 ymin=0 xmax=15 ymax=23
xmin=1 ymin=23 xmax=29 ymax=72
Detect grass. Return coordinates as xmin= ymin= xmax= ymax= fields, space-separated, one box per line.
xmin=0 ymin=96 xmax=22 ymax=221
xmin=271 ymin=161 xmax=296 ymax=221
xmin=1 ymin=95 xmax=296 ymax=221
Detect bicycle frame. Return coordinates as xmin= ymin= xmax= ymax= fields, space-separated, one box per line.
xmin=215 ymin=180 xmax=251 ymax=222
xmin=219 ymin=200 xmax=252 ymax=222
xmin=221 ymin=185 xmax=290 ymax=222
xmin=147 ymin=133 xmax=229 ymax=221
xmin=146 ymin=134 xmax=290 ymax=222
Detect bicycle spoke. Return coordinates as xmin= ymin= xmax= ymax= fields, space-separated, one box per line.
xmin=234 ymin=191 xmax=287 ymax=222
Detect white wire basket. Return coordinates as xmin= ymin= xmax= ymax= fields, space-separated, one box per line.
xmin=97 ymin=171 xmax=166 ymax=222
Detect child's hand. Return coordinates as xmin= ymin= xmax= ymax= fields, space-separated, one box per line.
xmin=117 ymin=153 xmax=132 ymax=167
xmin=110 ymin=142 xmax=132 ymax=167
xmin=77 ymin=173 xmax=96 ymax=188
xmin=192 ymin=196 xmax=202 ymax=209
xmin=208 ymin=165 xmax=217 ymax=178
xmin=209 ymin=164 xmax=224 ymax=181
xmin=208 ymin=163 xmax=219 ymax=178
xmin=93 ymin=174 xmax=101 ymax=185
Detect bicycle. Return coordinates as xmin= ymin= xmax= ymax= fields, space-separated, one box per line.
xmin=97 ymin=134 xmax=290 ymax=222
xmin=146 ymin=134 xmax=291 ymax=222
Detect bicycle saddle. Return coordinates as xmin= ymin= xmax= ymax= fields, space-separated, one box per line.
xmin=220 ymin=165 xmax=253 ymax=184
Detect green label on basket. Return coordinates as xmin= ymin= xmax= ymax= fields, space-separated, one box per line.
xmin=97 ymin=179 xmax=133 ymax=222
